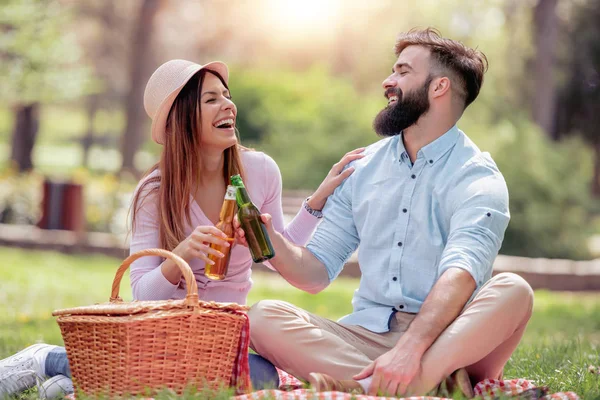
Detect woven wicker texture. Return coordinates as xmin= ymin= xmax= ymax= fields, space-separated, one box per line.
xmin=52 ymin=249 xmax=249 ymax=397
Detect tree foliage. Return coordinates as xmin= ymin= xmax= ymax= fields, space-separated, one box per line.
xmin=231 ymin=66 xmax=380 ymax=189
xmin=0 ymin=0 xmax=91 ymax=104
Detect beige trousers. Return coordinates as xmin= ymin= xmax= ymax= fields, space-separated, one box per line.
xmin=248 ymin=272 xmax=534 ymax=395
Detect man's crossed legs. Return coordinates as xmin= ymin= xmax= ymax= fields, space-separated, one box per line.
xmin=249 ymin=272 xmax=533 ymax=396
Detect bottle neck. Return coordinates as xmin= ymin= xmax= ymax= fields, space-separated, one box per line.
xmin=224 ymin=185 xmax=236 ymax=201
xmin=219 ymin=199 xmax=236 ymax=222
xmin=220 ymin=185 xmax=237 ymax=223
xmin=235 ymin=186 xmax=253 ymax=207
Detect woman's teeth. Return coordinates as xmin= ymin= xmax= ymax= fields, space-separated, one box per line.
xmin=214 ymin=118 xmax=234 ymax=128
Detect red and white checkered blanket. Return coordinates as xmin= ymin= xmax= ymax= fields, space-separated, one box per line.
xmin=231 ymin=311 xmax=252 ymax=394
xmin=231 ymin=369 xmax=580 ymax=400
xmin=65 ymin=370 xmax=579 ymax=400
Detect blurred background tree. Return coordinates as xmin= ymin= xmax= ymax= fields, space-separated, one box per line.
xmin=555 ymin=0 xmax=600 ymax=197
xmin=0 ymin=0 xmax=91 ymax=172
xmin=0 ymin=0 xmax=598 ymax=260
xmin=119 ymin=0 xmax=160 ymax=175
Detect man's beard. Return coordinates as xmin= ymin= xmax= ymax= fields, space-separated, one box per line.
xmin=373 ymin=77 xmax=432 ymax=137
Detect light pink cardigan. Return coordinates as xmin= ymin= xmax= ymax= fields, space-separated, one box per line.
xmin=129 ymin=150 xmax=320 ymax=305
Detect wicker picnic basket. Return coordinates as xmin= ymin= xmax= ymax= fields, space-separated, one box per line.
xmin=52 ymin=249 xmax=250 ymax=397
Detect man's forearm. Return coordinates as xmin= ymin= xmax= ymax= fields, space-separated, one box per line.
xmin=395 ymin=268 xmax=476 ymax=355
xmin=269 ymin=231 xmax=330 ymax=294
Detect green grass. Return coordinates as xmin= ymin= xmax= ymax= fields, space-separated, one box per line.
xmin=1 ymin=247 xmax=600 ymax=399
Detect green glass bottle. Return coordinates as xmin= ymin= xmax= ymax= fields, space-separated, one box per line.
xmin=230 ymin=174 xmax=275 ymax=263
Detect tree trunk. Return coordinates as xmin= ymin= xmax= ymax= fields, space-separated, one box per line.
xmin=120 ymin=0 xmax=161 ymax=175
xmin=593 ymin=141 xmax=600 ymax=198
xmin=10 ymin=103 xmax=40 ymax=172
xmin=531 ymin=0 xmax=559 ymax=139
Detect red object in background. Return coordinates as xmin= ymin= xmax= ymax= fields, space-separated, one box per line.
xmin=38 ymin=180 xmax=85 ymax=232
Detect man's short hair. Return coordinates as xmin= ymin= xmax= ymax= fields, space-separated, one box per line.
xmin=395 ymin=28 xmax=488 ymax=109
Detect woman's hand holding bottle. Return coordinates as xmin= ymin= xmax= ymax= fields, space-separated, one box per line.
xmin=161 ymin=226 xmax=231 ymax=284
xmin=172 ymin=226 xmax=231 ymax=265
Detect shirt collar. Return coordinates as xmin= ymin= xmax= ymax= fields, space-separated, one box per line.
xmin=394 ymin=125 xmax=459 ymax=165
xmin=395 ymin=134 xmax=407 ymax=163
xmin=419 ymin=125 xmax=460 ymax=165
xmin=394 ymin=125 xmax=460 ymax=165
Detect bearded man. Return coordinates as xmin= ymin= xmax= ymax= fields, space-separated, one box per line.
xmin=240 ymin=28 xmax=533 ymax=398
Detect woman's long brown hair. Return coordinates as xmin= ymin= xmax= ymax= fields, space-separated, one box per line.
xmin=130 ymin=69 xmax=247 ymax=251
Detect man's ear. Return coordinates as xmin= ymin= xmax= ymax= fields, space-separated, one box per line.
xmin=431 ymin=76 xmax=451 ymax=99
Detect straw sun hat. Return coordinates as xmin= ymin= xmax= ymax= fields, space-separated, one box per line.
xmin=143 ymin=59 xmax=229 ymax=145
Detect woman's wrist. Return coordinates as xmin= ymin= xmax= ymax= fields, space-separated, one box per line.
xmin=305 ymin=196 xmax=325 ymax=216
xmin=161 ymin=258 xmax=184 ymax=285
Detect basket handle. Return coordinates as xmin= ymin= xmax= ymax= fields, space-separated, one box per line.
xmin=110 ymin=249 xmax=199 ymax=308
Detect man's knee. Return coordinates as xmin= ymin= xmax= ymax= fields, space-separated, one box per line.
xmin=248 ymin=300 xmax=275 ymax=332
xmin=492 ymin=272 xmax=534 ymax=310
xmin=248 ymin=300 xmax=291 ymax=341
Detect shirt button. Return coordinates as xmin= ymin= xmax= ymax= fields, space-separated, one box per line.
xmin=392 ymin=277 xmax=397 ymax=281
xmin=411 ymin=174 xmax=416 ymax=179
xmin=399 ymin=305 xmax=405 ymax=309
xmin=397 ymin=242 xmax=403 ymax=247
xmin=429 ymin=160 xmax=433 ymax=164
xmin=402 ymin=208 xmax=407 ymax=213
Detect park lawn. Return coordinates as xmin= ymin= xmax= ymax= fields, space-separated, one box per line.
xmin=0 ymin=247 xmax=599 ymax=399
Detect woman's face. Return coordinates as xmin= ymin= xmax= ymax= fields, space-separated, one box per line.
xmin=199 ymin=72 xmax=238 ymax=150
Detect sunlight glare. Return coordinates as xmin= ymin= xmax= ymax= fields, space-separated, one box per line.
xmin=263 ymin=0 xmax=342 ymax=38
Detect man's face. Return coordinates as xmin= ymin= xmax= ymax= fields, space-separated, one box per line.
xmin=373 ymin=46 xmax=433 ymax=137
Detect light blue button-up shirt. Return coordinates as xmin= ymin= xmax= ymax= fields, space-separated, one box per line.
xmin=307 ymin=126 xmax=510 ymax=333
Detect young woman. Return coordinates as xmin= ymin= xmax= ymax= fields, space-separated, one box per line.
xmin=0 ymin=60 xmax=363 ymax=397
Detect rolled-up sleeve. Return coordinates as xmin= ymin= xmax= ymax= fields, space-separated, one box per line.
xmin=307 ymin=174 xmax=359 ymax=282
xmin=437 ymin=170 xmax=510 ymax=289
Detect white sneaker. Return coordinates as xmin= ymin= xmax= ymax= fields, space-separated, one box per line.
xmin=38 ymin=375 xmax=73 ymax=400
xmin=0 ymin=343 xmax=58 ymax=398
xmin=0 ymin=369 xmax=38 ymax=399
xmin=0 ymin=344 xmax=55 ymax=379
